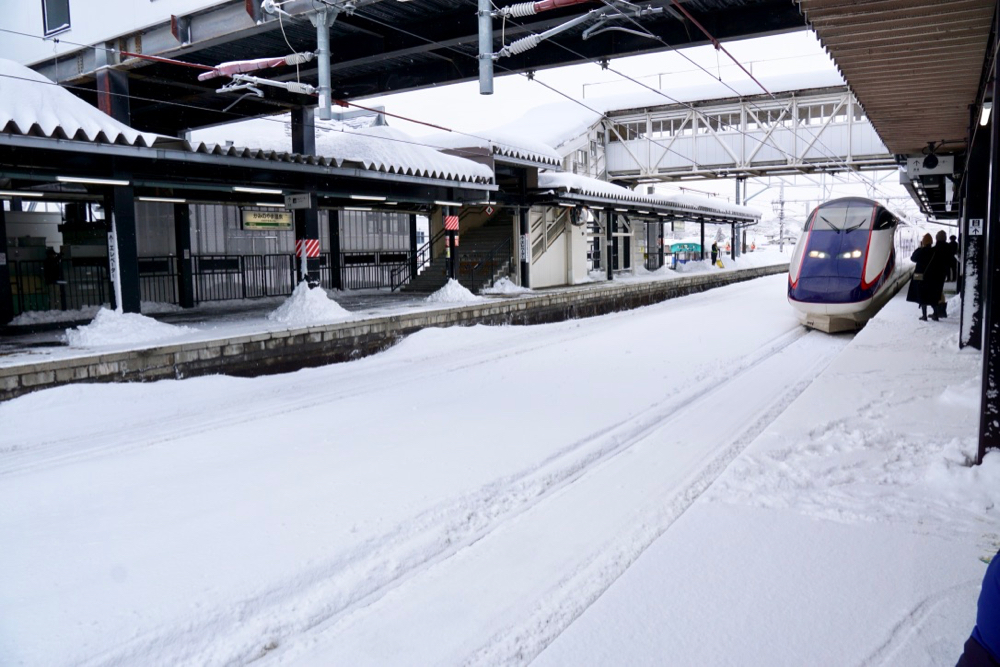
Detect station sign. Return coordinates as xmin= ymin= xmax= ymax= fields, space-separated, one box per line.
xmin=284 ymin=193 xmax=315 ymax=210
xmin=243 ymin=210 xmax=293 ymax=231
xmin=970 ymin=218 xmax=983 ymax=236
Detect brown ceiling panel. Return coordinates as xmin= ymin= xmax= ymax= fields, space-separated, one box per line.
xmin=796 ymin=0 xmax=995 ymax=156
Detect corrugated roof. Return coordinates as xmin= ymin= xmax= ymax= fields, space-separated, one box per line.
xmin=796 ymin=0 xmax=995 ymax=155
xmin=537 ymin=172 xmax=761 ymax=220
xmin=0 ymin=58 xmax=162 ymax=148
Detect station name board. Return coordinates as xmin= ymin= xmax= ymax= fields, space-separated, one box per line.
xmin=243 ymin=210 xmax=293 ymax=231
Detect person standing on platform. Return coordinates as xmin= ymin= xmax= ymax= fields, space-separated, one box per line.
xmin=930 ymin=230 xmax=954 ymax=319
xmin=711 ymin=240 xmax=719 ymax=266
xmin=949 ymin=234 xmax=960 ymax=282
xmin=907 ymin=234 xmax=937 ymax=320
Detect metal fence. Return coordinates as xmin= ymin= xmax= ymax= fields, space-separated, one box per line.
xmin=9 ymin=251 xmax=412 ymax=316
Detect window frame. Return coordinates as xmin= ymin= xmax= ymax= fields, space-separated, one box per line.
xmin=41 ymin=0 xmax=72 ymax=37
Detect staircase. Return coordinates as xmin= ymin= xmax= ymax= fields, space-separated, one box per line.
xmin=400 ymin=216 xmax=514 ymax=294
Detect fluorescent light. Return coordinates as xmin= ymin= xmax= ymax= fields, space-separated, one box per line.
xmin=385 ymin=201 xmax=398 ymax=205
xmin=0 ymin=190 xmax=43 ymax=198
xmin=233 ymin=186 xmax=283 ymax=195
xmin=57 ymin=176 xmax=130 ymax=186
xmin=614 ymin=208 xmax=628 ymax=212
xmin=981 ymin=102 xmax=992 ymax=127
xmin=255 ymin=202 xmax=285 ymax=208
xmin=559 ymin=203 xmax=576 ymax=208
xmin=137 ymin=196 xmax=186 ymax=203
xmin=350 ymin=194 xmax=387 ymax=201
xmin=638 ymin=210 xmax=651 ymax=214
xmin=434 ymin=200 xmax=462 ymax=207
xmin=343 ymin=206 xmax=371 ymax=211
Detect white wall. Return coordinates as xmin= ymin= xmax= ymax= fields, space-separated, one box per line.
xmin=2 ymin=0 xmax=223 ymax=65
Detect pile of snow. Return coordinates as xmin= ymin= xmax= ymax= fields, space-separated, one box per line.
xmin=481 ymin=277 xmax=531 ymax=295
xmin=65 ymin=309 xmax=191 ymax=347
xmin=266 ymin=282 xmax=351 ymax=326
xmin=11 ymin=301 xmax=182 ymax=327
xmin=426 ymin=279 xmax=482 ymax=304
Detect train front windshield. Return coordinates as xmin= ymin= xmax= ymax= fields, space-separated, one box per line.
xmin=808 ymin=200 xmax=876 ymax=233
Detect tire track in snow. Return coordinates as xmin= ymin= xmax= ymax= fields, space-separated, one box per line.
xmin=67 ymin=323 xmax=809 ymax=667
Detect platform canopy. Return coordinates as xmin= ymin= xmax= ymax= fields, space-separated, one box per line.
xmin=796 ymin=0 xmax=996 ymax=219
xmin=534 ymin=171 xmax=761 ymax=224
xmin=0 ymin=59 xmax=495 ymax=207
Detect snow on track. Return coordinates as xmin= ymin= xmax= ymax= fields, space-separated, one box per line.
xmin=1 ymin=275 xmax=838 ymax=666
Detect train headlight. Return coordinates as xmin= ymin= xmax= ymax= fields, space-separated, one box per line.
xmin=852 ymin=250 xmax=862 ymax=258
xmin=839 ymin=250 xmax=863 ymax=259
xmin=808 ymin=250 xmax=828 ymax=258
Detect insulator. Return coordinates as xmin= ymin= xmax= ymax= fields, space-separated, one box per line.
xmin=502 ymin=2 xmax=538 ymax=17
xmin=505 ymin=34 xmax=540 ymax=56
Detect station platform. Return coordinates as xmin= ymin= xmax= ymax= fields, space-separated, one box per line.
xmin=0 ymin=262 xmax=788 ymax=401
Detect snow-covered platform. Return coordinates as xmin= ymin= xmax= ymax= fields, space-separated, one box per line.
xmin=0 ymin=262 xmax=787 ymax=401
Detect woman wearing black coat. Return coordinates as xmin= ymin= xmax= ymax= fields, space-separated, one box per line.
xmin=928 ymin=230 xmax=954 ymax=318
xmin=907 ymin=233 xmax=941 ymax=320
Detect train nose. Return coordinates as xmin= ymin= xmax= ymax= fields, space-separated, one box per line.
xmin=790 ymin=276 xmax=861 ymax=303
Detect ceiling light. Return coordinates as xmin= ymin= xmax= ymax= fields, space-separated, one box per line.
xmin=0 ymin=190 xmax=44 ymax=198
xmin=350 ymin=194 xmax=387 ymax=201
xmin=255 ymin=202 xmax=285 ymax=208
xmin=385 ymin=201 xmax=398 ymax=205
xmin=559 ymin=203 xmax=576 ymax=208
xmin=57 ymin=176 xmax=130 ymax=186
xmin=233 ymin=186 xmax=284 ymax=195
xmin=981 ymin=102 xmax=992 ymax=127
xmin=614 ymin=208 xmax=629 ymax=212
xmin=137 ymin=196 xmax=186 ymax=203
xmin=434 ymin=200 xmax=462 ymax=207
xmin=344 ymin=206 xmax=371 ymax=211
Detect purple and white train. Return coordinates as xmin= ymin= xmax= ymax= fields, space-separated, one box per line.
xmin=788 ymin=197 xmax=912 ymax=333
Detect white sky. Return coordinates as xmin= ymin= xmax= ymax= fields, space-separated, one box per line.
xmin=357 ymin=30 xmax=919 ymax=223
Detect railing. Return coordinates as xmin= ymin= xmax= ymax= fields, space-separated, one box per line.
xmin=139 ymin=256 xmax=178 ymax=305
xmin=340 ymin=251 xmax=409 ymax=290
xmin=458 ymin=236 xmax=513 ymax=292
xmin=390 ymin=228 xmax=446 ymax=291
xmin=8 ymin=259 xmax=111 ymax=315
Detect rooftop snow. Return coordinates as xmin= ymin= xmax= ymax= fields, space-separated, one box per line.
xmin=491 ymin=70 xmax=847 ymax=150
xmin=538 ymin=172 xmax=761 ymax=219
xmin=422 ymin=130 xmax=561 ymax=167
xmin=0 ymin=58 xmax=161 ymax=148
xmin=189 ymin=118 xmax=494 ymax=184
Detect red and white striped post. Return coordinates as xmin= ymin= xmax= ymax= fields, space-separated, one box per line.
xmin=444 ymin=208 xmax=459 ymax=280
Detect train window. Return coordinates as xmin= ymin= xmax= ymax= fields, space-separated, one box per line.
xmin=808 ymin=200 xmax=876 ymax=232
xmin=874 ymin=211 xmax=896 ymax=230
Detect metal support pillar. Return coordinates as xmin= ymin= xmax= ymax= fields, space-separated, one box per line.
xmin=518 ymin=170 xmax=530 ymax=287
xmin=730 ymin=223 xmax=736 ymax=261
xmin=606 ymin=208 xmax=614 ymax=281
xmin=478 ymin=0 xmax=494 ymax=95
xmin=173 ymin=203 xmax=195 ymax=308
xmin=312 ymin=10 xmax=334 ymax=120
xmin=446 ymin=206 xmax=457 ymax=280
xmin=409 ymin=213 xmax=419 ymax=281
xmin=979 ymin=46 xmax=1000 ymax=464
xmin=105 ymin=184 xmax=141 ymax=313
xmin=294 ymin=199 xmax=319 ymax=286
xmin=329 ymin=209 xmax=342 ymax=290
xmin=291 ymin=106 xmax=316 ymax=155
xmin=96 ymin=67 xmax=130 ymax=125
xmin=962 ymin=103 xmax=989 ymax=350
xmin=658 ymin=222 xmax=665 ymax=269
xmin=700 ymin=223 xmax=706 ymax=260
xmin=0 ymin=205 xmax=12 ymax=325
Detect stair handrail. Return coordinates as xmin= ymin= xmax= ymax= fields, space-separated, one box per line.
xmin=391 ymin=228 xmax=447 ymax=292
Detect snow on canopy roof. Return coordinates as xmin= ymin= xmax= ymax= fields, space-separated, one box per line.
xmin=493 ymin=70 xmax=847 ymax=150
xmin=422 ymin=130 xmax=560 ymax=167
xmin=189 ymin=118 xmax=493 ymax=184
xmin=0 ymin=58 xmax=161 ymax=148
xmin=537 ymin=172 xmax=761 ymax=219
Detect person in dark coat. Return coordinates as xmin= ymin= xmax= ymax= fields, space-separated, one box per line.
xmin=710 ymin=241 xmax=719 ymax=266
xmin=949 ymin=235 xmax=960 ymax=281
xmin=907 ymin=233 xmax=937 ymax=320
xmin=929 ymin=230 xmax=954 ymax=319
xmin=956 ymin=549 xmax=1000 ymax=667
